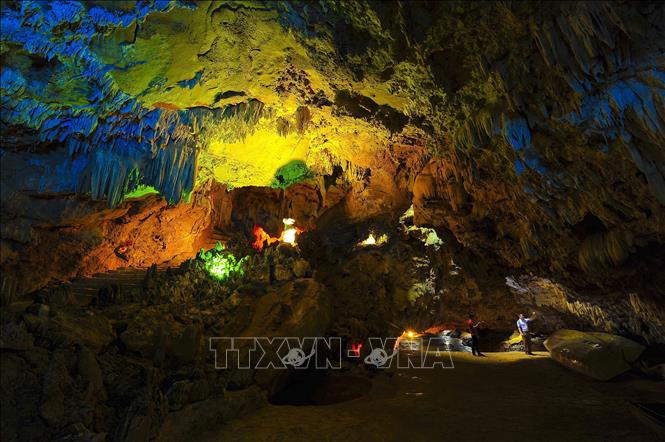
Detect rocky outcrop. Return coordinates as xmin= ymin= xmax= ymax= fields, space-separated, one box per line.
xmin=0 ymin=243 xmax=333 ymax=441
xmin=413 ymin=156 xmax=532 ymax=268
xmin=0 ymin=180 xmax=215 ymax=300
xmin=545 ymin=329 xmax=645 ymax=381
xmin=298 ymin=203 xmax=526 ymax=340
xmin=507 ymin=276 xmax=665 ymax=344
xmin=1 ymin=137 xmax=425 ymax=299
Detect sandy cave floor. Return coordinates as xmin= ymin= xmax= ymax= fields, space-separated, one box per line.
xmin=201 ymin=352 xmax=664 ymax=442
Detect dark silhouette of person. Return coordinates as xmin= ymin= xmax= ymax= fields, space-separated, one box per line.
xmin=467 ymin=313 xmax=485 ymax=357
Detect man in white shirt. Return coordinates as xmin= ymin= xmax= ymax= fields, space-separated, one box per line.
xmin=516 ymin=312 xmax=537 ymax=355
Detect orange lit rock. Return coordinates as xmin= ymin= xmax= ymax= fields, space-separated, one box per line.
xmin=1 ymin=191 xmax=215 ymax=296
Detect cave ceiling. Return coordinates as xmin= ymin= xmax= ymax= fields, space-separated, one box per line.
xmin=1 ymin=0 xmax=665 ymax=282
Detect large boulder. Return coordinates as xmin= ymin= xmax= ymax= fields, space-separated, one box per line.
xmin=545 ymin=329 xmax=645 ymax=381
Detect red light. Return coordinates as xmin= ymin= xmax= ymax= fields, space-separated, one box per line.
xmin=351 ymin=342 xmax=363 ymax=357
xmin=251 ymin=223 xmax=305 ymax=251
xmin=252 ymin=225 xmax=279 ymax=252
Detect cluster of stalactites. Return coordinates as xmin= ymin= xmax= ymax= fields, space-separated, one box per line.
xmin=453 ymin=3 xmax=665 ymax=204
xmin=0 ymin=1 xmax=225 ymax=207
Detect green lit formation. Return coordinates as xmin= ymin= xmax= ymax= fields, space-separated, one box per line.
xmin=270 ymin=160 xmax=313 ymax=189
xmin=197 ymin=242 xmax=248 ymax=282
xmin=123 ymin=185 xmax=160 ymax=200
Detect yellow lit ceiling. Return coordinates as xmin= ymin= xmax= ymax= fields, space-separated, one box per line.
xmin=94 ymin=1 xmax=430 ymax=188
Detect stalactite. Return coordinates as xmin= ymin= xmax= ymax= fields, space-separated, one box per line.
xmin=0 ymin=1 xmax=263 ymax=207
xmin=441 ymin=1 xmax=665 ymax=216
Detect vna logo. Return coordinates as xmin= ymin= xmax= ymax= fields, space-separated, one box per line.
xmin=209 ymin=337 xmax=454 ymax=369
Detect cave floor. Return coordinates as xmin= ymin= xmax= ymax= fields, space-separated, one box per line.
xmin=202 ymin=352 xmax=664 ymax=442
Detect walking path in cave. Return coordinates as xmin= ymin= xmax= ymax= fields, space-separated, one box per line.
xmin=61 ymin=228 xmax=229 ymax=301
xmin=203 ymin=352 xmax=664 ymax=442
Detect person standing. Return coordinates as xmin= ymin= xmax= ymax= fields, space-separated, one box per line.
xmin=467 ymin=313 xmax=485 ymax=357
xmin=517 ymin=312 xmax=537 ymax=355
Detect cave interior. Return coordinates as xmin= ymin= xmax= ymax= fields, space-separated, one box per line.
xmin=1 ymin=1 xmax=664 ymax=441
